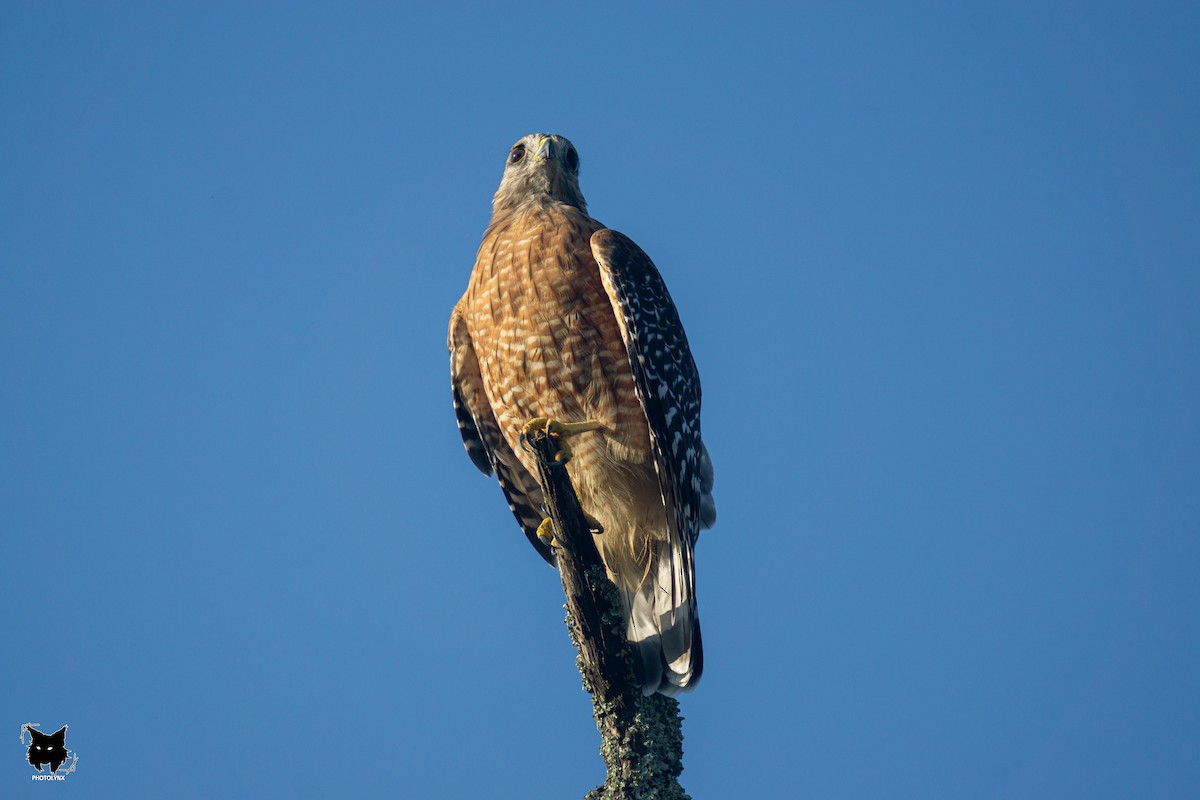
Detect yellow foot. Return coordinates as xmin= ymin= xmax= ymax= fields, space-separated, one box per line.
xmin=536 ymin=517 xmax=557 ymax=548
xmin=536 ymin=514 xmax=604 ymax=549
xmin=520 ymin=417 xmax=602 ymax=464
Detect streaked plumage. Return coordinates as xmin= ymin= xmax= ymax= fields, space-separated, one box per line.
xmin=449 ymin=134 xmax=715 ymax=695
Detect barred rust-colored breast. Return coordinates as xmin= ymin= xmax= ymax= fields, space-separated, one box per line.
xmin=462 ymin=202 xmax=652 ymax=476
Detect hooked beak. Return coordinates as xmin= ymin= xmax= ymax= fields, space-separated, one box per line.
xmin=535 ymin=136 xmax=556 ymax=161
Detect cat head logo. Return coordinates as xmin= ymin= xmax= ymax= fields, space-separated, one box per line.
xmin=20 ymin=723 xmax=78 ymax=779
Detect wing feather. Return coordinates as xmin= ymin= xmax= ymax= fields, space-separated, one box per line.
xmin=592 ymin=229 xmax=710 ymax=693
xmin=449 ymin=306 xmax=555 ymax=565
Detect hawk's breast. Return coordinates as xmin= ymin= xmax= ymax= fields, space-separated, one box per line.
xmin=462 ymin=202 xmax=652 ymax=475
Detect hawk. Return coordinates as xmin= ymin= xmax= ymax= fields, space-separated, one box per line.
xmin=449 ymin=133 xmax=716 ymax=696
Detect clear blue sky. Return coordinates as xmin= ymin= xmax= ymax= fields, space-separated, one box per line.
xmin=3 ymin=2 xmax=1197 ymax=797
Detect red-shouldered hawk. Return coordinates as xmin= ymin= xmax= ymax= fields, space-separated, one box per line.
xmin=449 ymin=134 xmax=716 ymax=696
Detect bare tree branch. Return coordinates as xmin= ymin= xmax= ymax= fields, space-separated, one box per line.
xmin=525 ymin=428 xmax=689 ymax=800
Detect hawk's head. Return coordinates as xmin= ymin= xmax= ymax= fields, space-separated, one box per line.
xmin=492 ymin=133 xmax=587 ymax=215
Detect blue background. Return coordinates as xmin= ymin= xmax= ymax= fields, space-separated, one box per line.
xmin=3 ymin=2 xmax=1197 ymax=797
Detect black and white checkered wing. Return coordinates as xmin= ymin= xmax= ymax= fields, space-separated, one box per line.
xmin=592 ymin=228 xmax=713 ymax=551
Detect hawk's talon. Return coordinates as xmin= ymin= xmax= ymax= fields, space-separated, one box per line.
xmin=536 ymin=517 xmax=557 ymax=548
xmin=536 ymin=514 xmax=604 ymax=549
xmin=520 ymin=417 xmax=602 ymax=465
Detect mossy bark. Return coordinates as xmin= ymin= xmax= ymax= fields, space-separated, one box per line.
xmin=527 ymin=429 xmax=689 ymax=800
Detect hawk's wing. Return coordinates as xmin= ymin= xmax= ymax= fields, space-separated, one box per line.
xmin=592 ymin=229 xmax=714 ymax=638
xmin=449 ymin=306 xmax=555 ymax=565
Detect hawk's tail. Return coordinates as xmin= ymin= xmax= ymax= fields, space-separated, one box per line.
xmin=619 ymin=541 xmax=703 ymax=697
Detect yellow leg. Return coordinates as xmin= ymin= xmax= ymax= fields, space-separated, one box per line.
xmin=536 ymin=517 xmax=557 ymax=547
xmin=521 ymin=417 xmax=602 ymax=463
xmin=536 ymin=513 xmax=604 ymax=549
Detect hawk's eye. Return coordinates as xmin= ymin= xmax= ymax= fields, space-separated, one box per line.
xmin=565 ymin=148 xmax=579 ymax=173
xmin=509 ymin=145 xmax=526 ymax=164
